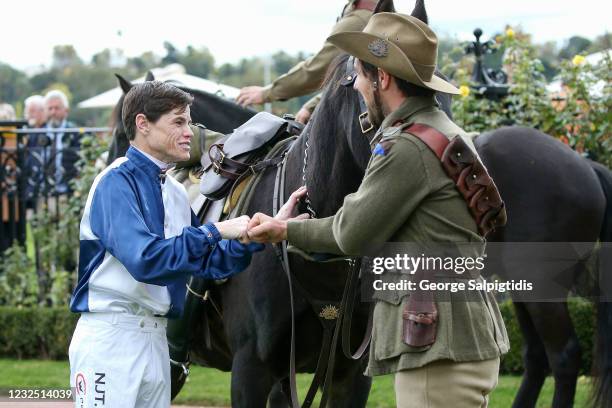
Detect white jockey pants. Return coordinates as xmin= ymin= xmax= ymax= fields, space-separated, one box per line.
xmin=69 ymin=312 xmax=170 ymax=408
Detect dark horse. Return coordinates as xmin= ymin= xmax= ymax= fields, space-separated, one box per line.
xmin=107 ymin=2 xmax=611 ymax=407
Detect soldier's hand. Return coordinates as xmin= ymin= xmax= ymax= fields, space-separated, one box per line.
xmin=295 ymin=108 xmax=312 ymax=125
xmin=247 ymin=213 xmax=286 ymax=243
xmin=236 ymin=86 xmax=266 ymax=107
xmin=214 ymin=215 xmax=251 ymax=242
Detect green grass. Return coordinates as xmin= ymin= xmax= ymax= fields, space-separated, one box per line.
xmin=0 ymin=359 xmax=594 ymax=407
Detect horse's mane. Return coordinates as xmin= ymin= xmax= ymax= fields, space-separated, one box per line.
xmin=308 ymin=53 xmax=359 ymax=142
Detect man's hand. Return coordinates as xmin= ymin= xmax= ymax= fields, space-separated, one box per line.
xmin=247 ymin=213 xmax=287 ymax=243
xmin=247 ymin=187 xmax=310 ymax=243
xmin=295 ymin=108 xmax=312 ymax=125
xmin=214 ymin=215 xmax=251 ymax=243
xmin=236 ymin=86 xmax=266 ymax=107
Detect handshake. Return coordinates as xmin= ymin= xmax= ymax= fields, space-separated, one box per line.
xmin=214 ymin=186 xmax=310 ymax=244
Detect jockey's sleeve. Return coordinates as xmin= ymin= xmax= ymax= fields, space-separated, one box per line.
xmin=89 ymin=170 xmax=257 ymax=285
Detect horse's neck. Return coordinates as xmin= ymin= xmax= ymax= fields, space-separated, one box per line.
xmin=286 ymin=122 xmax=363 ymax=218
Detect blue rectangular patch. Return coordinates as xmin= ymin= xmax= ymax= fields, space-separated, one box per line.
xmin=373 ymin=143 xmax=386 ymax=156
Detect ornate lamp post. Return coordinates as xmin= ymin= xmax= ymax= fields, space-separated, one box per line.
xmin=465 ymin=28 xmax=509 ymax=101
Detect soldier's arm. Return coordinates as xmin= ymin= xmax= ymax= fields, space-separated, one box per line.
xmin=287 ymin=137 xmax=432 ymax=255
xmin=262 ymin=12 xmax=369 ymax=102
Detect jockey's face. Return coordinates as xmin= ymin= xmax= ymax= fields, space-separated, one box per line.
xmin=141 ymin=106 xmax=193 ymax=164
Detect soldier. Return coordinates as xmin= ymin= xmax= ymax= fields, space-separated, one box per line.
xmin=247 ymin=13 xmax=509 ymax=408
xmin=236 ymin=0 xmax=376 ymax=123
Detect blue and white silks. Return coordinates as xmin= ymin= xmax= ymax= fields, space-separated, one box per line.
xmin=70 ymin=146 xmax=262 ymax=318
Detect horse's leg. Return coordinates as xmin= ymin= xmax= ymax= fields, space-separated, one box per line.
xmin=512 ymin=302 xmax=551 ymax=408
xmin=267 ymin=380 xmax=289 ymax=408
xmin=231 ymin=347 xmax=276 ymax=408
xmin=525 ymin=302 xmax=581 ymax=408
xmin=326 ymin=360 xmax=372 ymax=408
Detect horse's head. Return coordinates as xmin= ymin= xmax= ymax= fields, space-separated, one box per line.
xmin=306 ymin=0 xmax=451 ymax=174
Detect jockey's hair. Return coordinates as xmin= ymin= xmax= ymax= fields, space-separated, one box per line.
xmin=44 ymin=90 xmax=69 ymax=109
xmin=121 ymin=80 xmax=194 ymax=141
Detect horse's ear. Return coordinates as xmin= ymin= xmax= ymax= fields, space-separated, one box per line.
xmin=145 ymin=71 xmax=155 ymax=81
xmin=411 ymin=0 xmax=428 ymax=24
xmin=115 ymin=74 xmax=133 ymax=94
xmin=374 ymin=0 xmax=395 ymax=13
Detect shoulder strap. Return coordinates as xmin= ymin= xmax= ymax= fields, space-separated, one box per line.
xmin=403 ymin=123 xmax=450 ymax=159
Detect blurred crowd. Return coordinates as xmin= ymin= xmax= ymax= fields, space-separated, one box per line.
xmin=0 ymin=90 xmax=81 ymax=197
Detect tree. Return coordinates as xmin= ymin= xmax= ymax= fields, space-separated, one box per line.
xmin=161 ymin=42 xmax=179 ymax=65
xmin=558 ymin=36 xmax=592 ymax=60
xmin=179 ymin=46 xmax=215 ymax=78
xmin=0 ymin=63 xmax=32 ymax=105
xmin=52 ymin=45 xmax=82 ymax=69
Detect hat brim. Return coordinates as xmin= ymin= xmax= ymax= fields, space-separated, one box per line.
xmin=329 ymin=31 xmax=460 ymax=95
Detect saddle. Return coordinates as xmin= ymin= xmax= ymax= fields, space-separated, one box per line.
xmin=199 ymin=112 xmax=303 ymax=200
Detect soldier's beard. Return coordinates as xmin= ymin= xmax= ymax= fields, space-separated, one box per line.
xmin=366 ymin=88 xmax=385 ymax=129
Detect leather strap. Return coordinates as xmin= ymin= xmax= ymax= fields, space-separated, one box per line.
xmin=404 ymin=123 xmax=449 ymax=159
xmin=341 ymin=259 xmax=373 ymax=361
xmin=353 ymin=0 xmax=377 ymax=11
xmin=272 ymin=143 xmax=346 ymax=408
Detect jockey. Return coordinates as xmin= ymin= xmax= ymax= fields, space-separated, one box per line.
xmin=68 ymin=81 xmax=263 ymax=408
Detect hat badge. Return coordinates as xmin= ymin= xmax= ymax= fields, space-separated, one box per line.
xmin=368 ymin=39 xmax=389 ymax=57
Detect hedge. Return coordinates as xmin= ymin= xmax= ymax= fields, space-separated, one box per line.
xmin=0 ymin=307 xmax=78 ymax=359
xmin=0 ymin=300 xmax=596 ymax=374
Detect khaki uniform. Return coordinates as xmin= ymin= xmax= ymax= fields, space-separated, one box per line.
xmin=261 ymin=2 xmax=371 ymax=102
xmin=287 ymin=96 xmax=509 ymax=382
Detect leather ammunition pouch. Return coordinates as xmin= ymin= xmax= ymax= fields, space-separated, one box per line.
xmin=404 ymin=123 xmax=507 ymax=236
xmin=199 ymin=112 xmax=303 ymax=200
xmin=402 ymin=290 xmax=438 ymax=347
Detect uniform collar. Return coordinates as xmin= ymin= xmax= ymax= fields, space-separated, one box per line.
xmin=380 ymin=95 xmax=438 ymax=131
xmin=127 ymin=146 xmax=170 ymax=182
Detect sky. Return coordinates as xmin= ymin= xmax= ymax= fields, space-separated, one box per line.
xmin=2 ymin=0 xmax=609 ymax=72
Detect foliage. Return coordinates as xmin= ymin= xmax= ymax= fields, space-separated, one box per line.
xmin=450 ymin=30 xmax=611 ymax=167
xmin=0 ymin=307 xmax=78 ymax=359
xmin=0 ymin=244 xmax=38 ymax=307
xmin=0 ymin=134 xmax=107 ymax=308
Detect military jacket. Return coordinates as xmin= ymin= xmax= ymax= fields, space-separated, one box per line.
xmin=287 ymin=96 xmax=509 ymax=376
xmin=262 ymin=3 xmax=371 ymax=102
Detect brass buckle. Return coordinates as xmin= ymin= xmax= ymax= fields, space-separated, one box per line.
xmin=213 ymin=161 xmax=221 ymax=174
xmin=359 ymin=112 xmax=374 ymax=133
xmin=218 ymin=150 xmax=226 ymax=164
